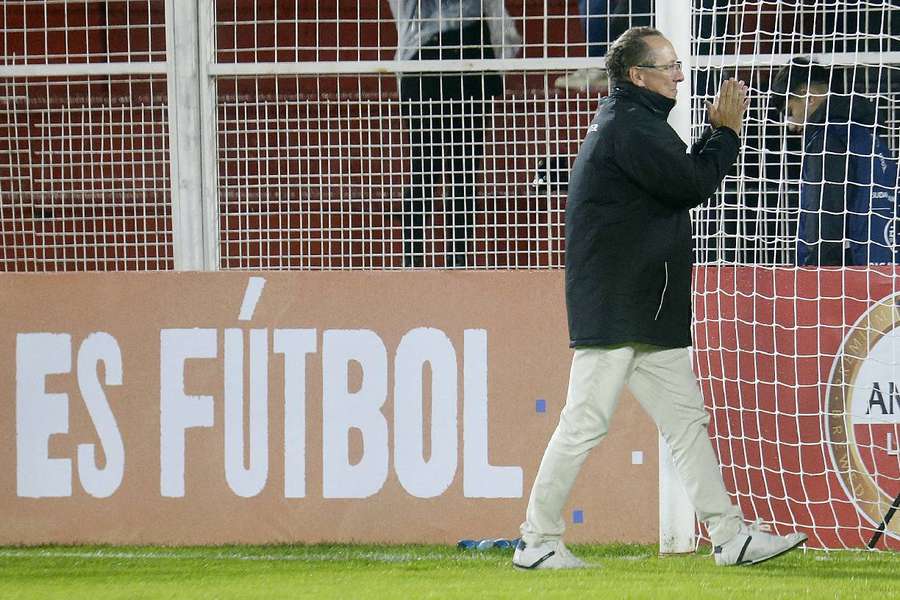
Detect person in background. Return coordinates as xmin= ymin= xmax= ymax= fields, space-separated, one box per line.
xmin=389 ymin=0 xmax=522 ymax=268
xmin=514 ymin=26 xmax=808 ymax=570
xmin=771 ymin=57 xmax=899 ymax=266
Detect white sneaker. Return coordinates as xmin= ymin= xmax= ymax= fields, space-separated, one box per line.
xmin=714 ymin=521 xmax=807 ymax=566
xmin=553 ymin=68 xmax=607 ymax=92
xmin=512 ymin=539 xmax=587 ymax=570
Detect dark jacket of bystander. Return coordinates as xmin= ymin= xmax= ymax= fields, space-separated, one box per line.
xmin=797 ymin=94 xmax=899 ymax=266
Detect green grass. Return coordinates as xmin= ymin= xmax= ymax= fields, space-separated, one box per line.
xmin=0 ymin=543 xmax=897 ymax=599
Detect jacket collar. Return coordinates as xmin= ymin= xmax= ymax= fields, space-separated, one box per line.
xmin=610 ymin=80 xmax=676 ymax=117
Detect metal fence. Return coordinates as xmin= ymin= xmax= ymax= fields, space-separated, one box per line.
xmin=2 ymin=0 xmax=899 ymax=271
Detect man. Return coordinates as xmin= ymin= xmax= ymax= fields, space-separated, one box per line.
xmin=388 ymin=0 xmax=521 ymax=268
xmin=513 ymin=27 xmax=808 ymax=570
xmin=771 ymin=58 xmax=898 ymax=266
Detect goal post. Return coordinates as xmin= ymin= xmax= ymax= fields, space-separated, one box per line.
xmin=656 ymin=0 xmax=698 ymax=555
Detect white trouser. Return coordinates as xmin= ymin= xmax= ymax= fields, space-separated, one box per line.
xmin=520 ymin=344 xmax=743 ymax=547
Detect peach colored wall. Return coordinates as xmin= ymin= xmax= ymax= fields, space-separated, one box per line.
xmin=0 ymin=271 xmax=657 ymax=544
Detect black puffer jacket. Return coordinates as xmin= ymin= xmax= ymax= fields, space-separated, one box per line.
xmin=565 ymin=81 xmax=740 ymax=348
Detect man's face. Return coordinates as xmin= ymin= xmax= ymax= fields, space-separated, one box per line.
xmin=630 ymin=35 xmax=685 ymax=100
xmin=785 ymin=85 xmax=827 ymax=133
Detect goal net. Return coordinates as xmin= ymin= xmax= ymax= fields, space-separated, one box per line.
xmin=691 ymin=0 xmax=900 ymax=550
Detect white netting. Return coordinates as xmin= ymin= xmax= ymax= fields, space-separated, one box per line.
xmin=692 ymin=0 xmax=900 ymax=549
xmin=0 ymin=0 xmax=172 ymax=271
xmin=212 ymin=0 xmax=653 ymax=64
xmin=211 ymin=0 xmax=634 ymax=269
xmin=0 ymin=0 xmax=166 ymax=65
xmin=0 ymin=76 xmax=172 ymax=271
xmin=215 ymin=73 xmax=584 ymax=269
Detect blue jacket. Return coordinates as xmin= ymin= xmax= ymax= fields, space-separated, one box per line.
xmin=798 ymin=95 xmax=899 ymax=265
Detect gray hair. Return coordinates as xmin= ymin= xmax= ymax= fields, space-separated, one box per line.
xmin=605 ymin=26 xmax=663 ymax=84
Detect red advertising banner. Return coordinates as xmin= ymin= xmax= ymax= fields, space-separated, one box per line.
xmin=694 ymin=267 xmax=900 ymax=550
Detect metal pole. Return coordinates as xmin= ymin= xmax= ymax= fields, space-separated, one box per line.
xmin=198 ymin=0 xmax=220 ymax=270
xmin=655 ymin=0 xmax=698 ymax=555
xmin=166 ymin=0 xmax=207 ymax=270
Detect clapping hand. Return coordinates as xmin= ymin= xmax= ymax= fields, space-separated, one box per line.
xmin=706 ymin=78 xmax=749 ymax=134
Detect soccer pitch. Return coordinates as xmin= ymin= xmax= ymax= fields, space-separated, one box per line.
xmin=0 ymin=544 xmax=896 ymax=599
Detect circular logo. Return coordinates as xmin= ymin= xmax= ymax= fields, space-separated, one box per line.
xmin=825 ymin=294 xmax=900 ymax=541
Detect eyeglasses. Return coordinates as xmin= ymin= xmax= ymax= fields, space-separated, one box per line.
xmin=636 ymin=61 xmax=684 ymax=74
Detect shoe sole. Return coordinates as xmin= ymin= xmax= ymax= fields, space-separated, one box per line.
xmin=513 ymin=554 xmax=589 ymax=570
xmin=512 ymin=551 xmax=556 ymax=570
xmin=741 ymin=535 xmax=808 ymax=566
xmin=513 ymin=562 xmax=587 ymax=570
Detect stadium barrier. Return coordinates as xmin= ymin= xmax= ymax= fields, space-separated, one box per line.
xmin=1 ymin=271 xmax=659 ymax=544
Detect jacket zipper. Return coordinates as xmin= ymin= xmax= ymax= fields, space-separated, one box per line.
xmin=654 ymin=261 xmax=669 ymax=321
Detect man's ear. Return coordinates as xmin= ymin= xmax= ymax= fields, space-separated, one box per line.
xmin=628 ymin=66 xmax=645 ymax=88
xmin=810 ymin=83 xmax=829 ymax=97
xmin=807 ymin=90 xmax=828 ymax=115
